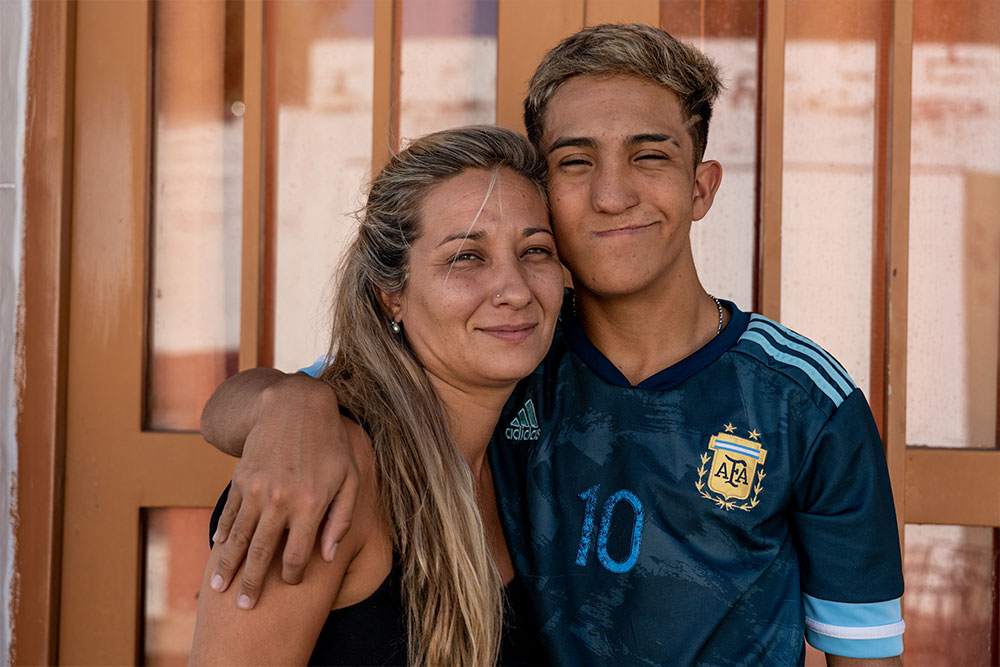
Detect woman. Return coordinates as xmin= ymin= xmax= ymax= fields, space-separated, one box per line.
xmin=190 ymin=126 xmax=564 ymax=665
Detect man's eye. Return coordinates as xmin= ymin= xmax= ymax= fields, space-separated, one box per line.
xmin=558 ymin=157 xmax=592 ymax=167
xmin=636 ymin=153 xmax=668 ymax=162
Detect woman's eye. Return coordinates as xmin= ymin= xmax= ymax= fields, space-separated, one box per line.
xmin=451 ymin=251 xmax=482 ymax=263
xmin=523 ymin=246 xmax=554 ymax=259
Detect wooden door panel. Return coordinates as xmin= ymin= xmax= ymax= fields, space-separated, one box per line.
xmin=54 ymin=1 xmax=998 ymax=664
xmin=586 ymin=0 xmax=659 ymax=25
xmin=63 ymin=0 xmax=151 ymax=657
xmin=905 ymin=449 xmax=1000 ymax=527
xmin=497 ymin=0 xmax=584 ymax=132
xmin=62 ymin=2 xmax=236 ymax=662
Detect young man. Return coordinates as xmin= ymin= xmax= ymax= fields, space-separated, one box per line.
xmin=203 ymin=24 xmax=904 ymax=665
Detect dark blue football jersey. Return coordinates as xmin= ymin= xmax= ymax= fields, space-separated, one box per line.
xmin=488 ymin=299 xmax=904 ymax=666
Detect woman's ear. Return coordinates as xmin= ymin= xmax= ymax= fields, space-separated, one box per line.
xmin=377 ymin=288 xmax=403 ymax=323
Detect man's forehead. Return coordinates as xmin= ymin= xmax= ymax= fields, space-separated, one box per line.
xmin=539 ymin=76 xmax=688 ymax=148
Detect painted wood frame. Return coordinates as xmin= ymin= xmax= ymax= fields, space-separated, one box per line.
xmin=13 ymin=0 xmax=999 ymax=662
xmin=14 ymin=1 xmax=74 ymax=664
xmin=58 ymin=2 xmax=240 ymax=661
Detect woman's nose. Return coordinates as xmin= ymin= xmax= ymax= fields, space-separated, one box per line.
xmin=491 ymin=261 xmax=532 ymax=308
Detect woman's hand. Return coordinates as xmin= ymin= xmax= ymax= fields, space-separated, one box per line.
xmin=201 ymin=369 xmax=360 ymax=609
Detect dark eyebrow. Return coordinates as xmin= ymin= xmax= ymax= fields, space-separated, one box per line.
xmin=523 ymin=227 xmax=554 ymax=238
xmin=436 ymin=227 xmax=552 ymax=248
xmin=627 ymin=133 xmax=682 ymax=149
xmin=437 ymin=230 xmax=485 ymax=247
xmin=547 ymin=136 xmax=598 ymax=155
xmin=548 ymin=133 xmax=681 ymax=155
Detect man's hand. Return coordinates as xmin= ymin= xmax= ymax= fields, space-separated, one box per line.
xmin=201 ymin=369 xmax=360 ymax=610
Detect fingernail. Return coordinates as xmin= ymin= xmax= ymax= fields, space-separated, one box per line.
xmin=237 ymin=594 xmax=253 ymax=610
xmin=323 ymin=542 xmax=338 ymax=562
xmin=210 ymin=574 xmax=224 ymax=592
xmin=212 ymin=530 xmax=224 ymax=543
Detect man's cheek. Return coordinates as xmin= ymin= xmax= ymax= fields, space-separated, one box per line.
xmin=548 ymin=197 xmax=576 ymax=231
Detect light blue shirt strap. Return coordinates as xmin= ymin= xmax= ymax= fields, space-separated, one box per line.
xmin=803 ymin=594 xmax=904 ymax=658
xmin=298 ymin=355 xmax=331 ymax=379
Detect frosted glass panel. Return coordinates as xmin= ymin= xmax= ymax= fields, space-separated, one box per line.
xmin=779 ymin=0 xmax=880 ymax=396
xmin=906 ymin=0 xmax=1000 ymax=448
xmin=142 ymin=508 xmax=214 ymax=666
xmin=147 ymin=0 xmax=243 ymax=431
xmin=903 ymin=524 xmax=998 ymax=666
xmin=269 ymin=2 xmax=375 ymax=373
xmin=399 ymin=0 xmax=498 ymax=142
xmin=662 ymin=0 xmax=760 ymax=311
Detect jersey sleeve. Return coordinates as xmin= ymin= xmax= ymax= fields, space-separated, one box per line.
xmin=789 ymin=388 xmax=905 ymax=658
xmin=297 ymin=355 xmax=330 ymax=378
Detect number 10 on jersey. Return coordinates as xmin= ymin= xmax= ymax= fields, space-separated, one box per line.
xmin=575 ymin=485 xmax=645 ymax=573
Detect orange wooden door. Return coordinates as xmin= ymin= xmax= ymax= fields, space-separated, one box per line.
xmin=55 ymin=0 xmax=998 ymax=663
xmin=60 ymin=1 xmax=259 ymax=663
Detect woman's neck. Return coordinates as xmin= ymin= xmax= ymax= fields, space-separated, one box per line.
xmin=426 ymin=377 xmax=513 ymax=484
xmin=425 ymin=374 xmax=518 ymax=583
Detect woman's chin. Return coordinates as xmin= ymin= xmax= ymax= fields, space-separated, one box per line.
xmin=473 ymin=358 xmax=545 ymax=387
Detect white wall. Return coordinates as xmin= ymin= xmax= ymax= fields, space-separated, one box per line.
xmin=0 ymin=0 xmax=29 ymax=661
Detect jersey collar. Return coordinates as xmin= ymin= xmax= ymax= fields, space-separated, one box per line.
xmin=562 ymin=294 xmax=750 ymax=390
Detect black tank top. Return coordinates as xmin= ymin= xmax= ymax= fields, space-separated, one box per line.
xmin=209 ymin=488 xmax=546 ymax=666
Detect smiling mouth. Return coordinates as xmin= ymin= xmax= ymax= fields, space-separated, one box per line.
xmin=479 ymin=324 xmax=538 ymax=343
xmin=594 ymin=221 xmax=658 ymax=237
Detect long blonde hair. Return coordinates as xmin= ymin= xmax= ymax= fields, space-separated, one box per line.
xmin=320 ymin=126 xmax=547 ymax=666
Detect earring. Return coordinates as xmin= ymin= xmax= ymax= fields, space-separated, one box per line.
xmin=390 ymin=319 xmax=401 ymax=334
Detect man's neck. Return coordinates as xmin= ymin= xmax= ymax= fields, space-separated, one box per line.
xmin=575 ymin=281 xmax=727 ymax=386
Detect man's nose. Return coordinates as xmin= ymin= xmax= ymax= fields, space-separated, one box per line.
xmin=591 ymin=162 xmax=639 ymax=214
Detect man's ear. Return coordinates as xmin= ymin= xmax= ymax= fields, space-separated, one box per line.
xmin=692 ymin=160 xmax=723 ymax=221
xmin=377 ymin=288 xmax=403 ymax=323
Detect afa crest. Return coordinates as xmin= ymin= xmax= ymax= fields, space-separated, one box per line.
xmin=695 ymin=430 xmax=767 ymax=511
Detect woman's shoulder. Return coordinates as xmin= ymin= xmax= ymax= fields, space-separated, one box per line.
xmin=327 ymin=414 xmax=394 ymax=610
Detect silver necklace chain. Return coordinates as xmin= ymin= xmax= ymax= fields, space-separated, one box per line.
xmin=709 ymin=294 xmax=724 ymax=336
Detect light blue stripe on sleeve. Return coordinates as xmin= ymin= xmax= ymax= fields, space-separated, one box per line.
xmin=751 ymin=316 xmax=856 ymax=390
xmin=747 ymin=318 xmax=855 ymax=397
xmin=803 ymin=594 xmax=904 ymax=658
xmin=741 ymin=332 xmax=846 ymax=406
xmin=298 ymin=355 xmax=330 ymax=378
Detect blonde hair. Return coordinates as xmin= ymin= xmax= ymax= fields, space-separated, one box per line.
xmin=320 ymin=125 xmax=546 ymax=666
xmin=524 ymin=23 xmax=723 ymax=165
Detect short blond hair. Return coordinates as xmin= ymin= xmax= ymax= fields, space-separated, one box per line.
xmin=524 ymin=23 xmax=723 ymax=165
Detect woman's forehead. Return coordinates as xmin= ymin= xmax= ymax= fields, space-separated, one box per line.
xmin=419 ymin=168 xmax=548 ymax=238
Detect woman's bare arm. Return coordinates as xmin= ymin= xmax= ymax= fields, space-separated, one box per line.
xmin=201 ymin=368 xmax=360 ymax=609
xmin=190 ymin=529 xmax=349 ymax=665
xmin=192 ymin=419 xmax=381 ymax=666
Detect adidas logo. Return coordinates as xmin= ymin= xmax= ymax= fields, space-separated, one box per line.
xmin=506 ymin=399 xmax=541 ymax=441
